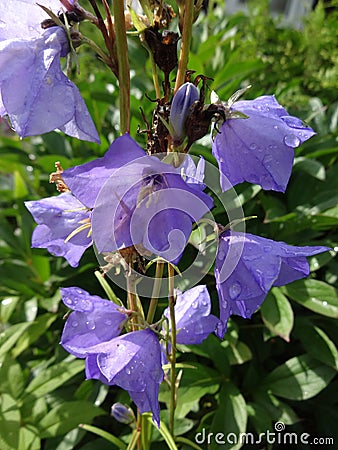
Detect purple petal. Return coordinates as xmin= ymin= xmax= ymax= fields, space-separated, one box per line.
xmin=212 ymin=95 xmax=315 ymax=192
xmin=0 ymin=0 xmax=61 ymax=40
xmin=164 ymin=285 xmax=218 ymax=344
xmin=91 ymin=152 xmax=213 ymax=263
xmin=215 ymin=230 xmax=329 ymax=337
xmin=60 ymin=287 xmax=127 ymax=358
xmin=0 ymin=28 xmax=99 ymax=143
xmin=63 ymin=134 xmax=146 ymax=208
xmin=97 ymin=330 xmax=163 ymax=426
xmin=25 ymin=192 xmax=92 ymax=267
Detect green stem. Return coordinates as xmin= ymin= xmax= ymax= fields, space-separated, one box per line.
xmin=113 ymin=0 xmax=131 ymax=134
xmin=174 ymin=0 xmax=194 ymax=93
xmin=168 ymin=263 xmax=177 ymax=436
xmin=146 ymin=261 xmax=164 ymax=324
xmin=151 ymin=56 xmax=161 ymax=99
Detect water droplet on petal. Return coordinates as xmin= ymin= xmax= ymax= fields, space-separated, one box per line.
xmin=263 ymin=154 xmax=273 ymax=164
xmin=71 ymin=321 xmax=78 ymax=328
xmin=125 ymin=367 xmax=131 ymax=375
xmin=105 ymin=319 xmax=112 ymax=326
xmin=284 ymin=135 xmax=301 ymax=147
xmin=229 ymin=282 xmax=242 ymax=300
xmin=250 ymin=143 xmax=257 ymax=150
xmin=86 ymin=320 xmax=95 ymax=330
xmin=264 ymin=245 xmax=272 ymax=252
xmin=191 ymin=300 xmax=198 ymax=309
xmin=323 ymin=301 xmax=328 ymax=306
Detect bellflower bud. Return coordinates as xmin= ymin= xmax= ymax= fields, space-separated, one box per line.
xmin=170 ymin=82 xmax=199 ymax=144
xmin=111 ymin=403 xmax=135 ymax=425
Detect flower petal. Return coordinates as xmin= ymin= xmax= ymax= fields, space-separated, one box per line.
xmin=60 ymin=287 xmax=127 ymax=358
xmin=215 ymin=230 xmax=329 ymax=337
xmin=25 ymin=192 xmax=92 ymax=267
xmin=212 ymin=95 xmax=315 ymax=192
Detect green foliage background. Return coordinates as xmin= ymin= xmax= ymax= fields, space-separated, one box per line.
xmin=0 ymin=1 xmax=337 ymax=449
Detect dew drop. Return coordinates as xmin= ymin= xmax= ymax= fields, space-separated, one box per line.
xmin=263 ymin=245 xmax=272 ymax=253
xmin=105 ymin=319 xmax=112 ymax=326
xmin=228 ymin=281 xmax=242 ymax=300
xmin=273 ymin=125 xmax=278 ymax=130
xmin=125 ymin=367 xmax=131 ymax=375
xmin=249 ymin=143 xmax=257 ymax=150
xmin=263 ymin=154 xmax=273 ymax=164
xmin=86 ymin=320 xmax=96 ymax=330
xmin=323 ymin=301 xmax=328 ymax=306
xmin=71 ymin=321 xmax=78 ymax=328
xmin=191 ymin=300 xmax=198 ymax=309
xmin=284 ymin=135 xmax=301 ymax=147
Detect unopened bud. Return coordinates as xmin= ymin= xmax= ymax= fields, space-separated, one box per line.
xmin=111 ymin=403 xmax=135 ymax=425
xmin=169 ymin=82 xmax=199 ymax=144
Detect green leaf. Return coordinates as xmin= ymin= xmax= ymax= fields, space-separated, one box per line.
xmin=221 ymin=339 xmax=253 ymax=365
xmin=263 ymin=354 xmax=336 ymax=400
xmin=296 ymin=323 xmax=338 ymax=371
xmin=79 ymin=424 xmax=127 ymax=449
xmin=12 ymin=313 xmax=57 ymax=358
xmin=0 ymin=322 xmax=31 ymax=359
xmin=0 ymin=393 xmax=21 ymax=450
xmin=246 ymin=402 xmax=272 ymax=435
xmin=209 ymin=382 xmax=247 ymax=450
xmin=159 ymin=364 xmax=220 ymax=419
xmin=18 ymin=425 xmax=40 ymax=450
xmin=282 ymin=279 xmax=338 ymax=318
xmin=0 ymin=355 xmax=25 ymax=399
xmin=145 ymin=413 xmax=178 ymax=450
xmin=293 ymin=157 xmax=326 ymax=180
xmin=253 ymin=391 xmax=299 ymax=425
xmin=260 ymin=288 xmax=294 ymax=342
xmin=24 ymin=359 xmax=84 ymax=399
xmin=39 ymin=401 xmax=104 ymax=438
xmin=0 ymin=296 xmax=19 ymax=324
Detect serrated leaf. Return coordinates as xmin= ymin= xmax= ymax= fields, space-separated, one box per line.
xmin=282 ymin=279 xmax=338 ymax=318
xmin=264 ymin=354 xmax=336 ymax=400
xmin=261 ymin=288 xmax=294 ymax=342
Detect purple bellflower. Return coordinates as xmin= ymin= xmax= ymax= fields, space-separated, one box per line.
xmin=215 ymin=230 xmax=330 ymax=338
xmin=60 ymin=287 xmax=163 ymax=426
xmin=63 ymin=133 xmax=213 ymax=264
xmin=0 ymin=1 xmax=100 ymax=142
xmin=212 ymin=95 xmax=315 ymax=192
xmin=163 ymin=285 xmax=219 ymax=345
xmin=169 ymin=82 xmax=199 ymax=144
xmin=25 ymin=192 xmax=92 ymax=267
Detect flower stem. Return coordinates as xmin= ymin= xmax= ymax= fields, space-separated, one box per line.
xmin=146 ymin=261 xmax=164 ymax=324
xmin=168 ymin=263 xmax=177 ymax=436
xmin=112 ymin=0 xmax=131 ymax=134
xmin=174 ymin=0 xmax=194 ymax=94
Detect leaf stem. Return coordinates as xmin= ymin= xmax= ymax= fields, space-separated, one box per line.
xmin=146 ymin=261 xmax=164 ymax=324
xmin=168 ymin=263 xmax=177 ymax=436
xmin=174 ymin=0 xmax=194 ymax=94
xmin=113 ymin=0 xmax=131 ymax=134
